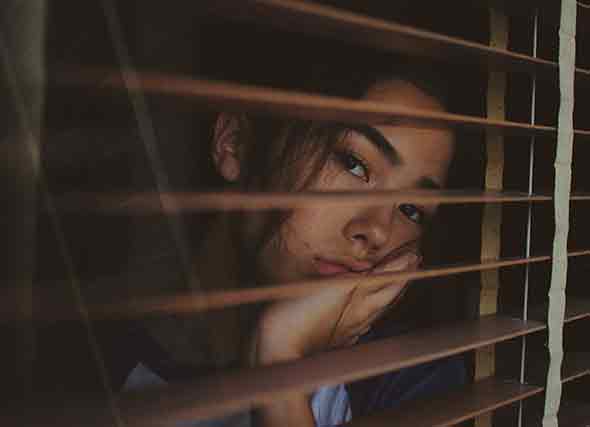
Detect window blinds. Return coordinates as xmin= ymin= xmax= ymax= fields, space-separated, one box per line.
xmin=3 ymin=1 xmax=589 ymax=426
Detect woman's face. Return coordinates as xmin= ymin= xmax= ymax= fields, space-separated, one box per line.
xmin=227 ymin=79 xmax=455 ymax=284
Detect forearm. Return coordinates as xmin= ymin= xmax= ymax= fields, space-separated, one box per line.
xmin=253 ymin=394 xmax=315 ymax=427
xmin=248 ymin=320 xmax=316 ymax=427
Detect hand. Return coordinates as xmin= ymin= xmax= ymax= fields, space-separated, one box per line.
xmin=328 ymin=251 xmax=421 ymax=348
xmin=249 ymin=251 xmax=421 ymax=365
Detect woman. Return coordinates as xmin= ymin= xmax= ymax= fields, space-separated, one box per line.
xmin=115 ymin=59 xmax=464 ymax=427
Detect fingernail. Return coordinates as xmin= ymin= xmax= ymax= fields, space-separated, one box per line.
xmin=406 ymin=253 xmax=419 ymax=266
xmin=380 ymin=252 xmax=418 ymax=271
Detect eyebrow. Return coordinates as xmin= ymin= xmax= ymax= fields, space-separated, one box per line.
xmin=349 ymin=124 xmax=401 ymax=167
xmin=347 ymin=124 xmax=442 ymax=191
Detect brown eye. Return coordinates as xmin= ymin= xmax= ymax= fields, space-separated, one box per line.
xmin=338 ymin=152 xmax=369 ymax=182
xmin=399 ymin=203 xmax=424 ymax=225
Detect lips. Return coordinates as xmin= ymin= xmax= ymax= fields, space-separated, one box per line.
xmin=313 ymin=258 xmax=372 ymax=276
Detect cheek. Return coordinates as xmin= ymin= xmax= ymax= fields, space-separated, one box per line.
xmin=280 ymin=207 xmax=332 ymax=252
xmin=252 ymin=208 xmax=330 ymax=281
xmin=274 ymin=208 xmax=346 ymax=260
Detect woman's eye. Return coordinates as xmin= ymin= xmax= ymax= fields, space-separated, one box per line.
xmin=339 ymin=152 xmax=369 ymax=181
xmin=399 ymin=203 xmax=424 ymax=225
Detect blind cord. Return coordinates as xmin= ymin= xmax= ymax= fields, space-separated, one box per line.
xmin=517 ymin=9 xmax=539 ymax=427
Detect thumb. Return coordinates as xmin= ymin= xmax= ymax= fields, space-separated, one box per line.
xmin=374 ymin=251 xmax=421 ymax=273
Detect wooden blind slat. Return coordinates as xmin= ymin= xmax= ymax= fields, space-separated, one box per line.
xmin=96 ymin=252 xmax=589 ymax=317
xmin=59 ymin=71 xmax=590 ymax=140
xmin=530 ymin=400 xmax=590 ymax=427
xmin=11 ymin=346 xmax=587 ymax=427
xmin=570 ymin=193 xmax=590 ymax=200
xmin=15 ymin=252 xmax=590 ymax=321
xmin=562 ymin=298 xmax=590 ymax=324
xmin=346 ymin=377 xmax=543 ymax=427
xmin=526 ymin=297 xmax=590 ymax=325
xmin=58 ymin=190 xmax=590 ymax=214
xmin=562 ymin=352 xmax=590 ymax=384
xmin=114 ymin=315 xmax=545 ymax=426
xmin=472 ymin=0 xmax=590 ymax=36
xmin=346 ymin=352 xmax=590 ymax=427
xmin=526 ymin=350 xmax=590 ymax=387
xmin=202 ymin=0 xmax=590 ymax=83
xmin=563 ymin=298 xmax=590 ymax=323
xmin=559 ymin=401 xmax=590 ymax=427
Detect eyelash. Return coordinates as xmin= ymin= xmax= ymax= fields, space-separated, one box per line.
xmin=335 ymin=150 xmax=370 ymax=182
xmin=399 ymin=203 xmax=426 ymax=225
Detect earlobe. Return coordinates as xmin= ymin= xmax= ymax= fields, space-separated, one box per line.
xmin=212 ymin=113 xmax=242 ymax=182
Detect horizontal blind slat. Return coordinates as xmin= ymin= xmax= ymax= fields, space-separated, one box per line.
xmin=16 ymin=252 xmax=590 ymax=320
xmin=201 ymin=0 xmax=590 ymax=83
xmin=116 ymin=315 xmax=545 ymax=426
xmin=57 ymin=71 xmax=590 ymax=139
xmin=58 ymin=190 xmax=590 ymax=213
xmin=562 ymin=352 xmax=590 ymax=384
xmin=522 ymin=350 xmax=590 ymax=387
xmin=95 ymin=251 xmax=589 ymax=317
xmin=525 ymin=297 xmax=590 ymax=325
xmin=346 ymin=377 xmax=543 ymax=427
xmin=348 ymin=351 xmax=590 ymax=427
xmin=550 ymin=400 xmax=590 ymax=427
xmin=9 ymin=309 xmax=588 ymax=426
xmin=468 ymin=0 xmax=590 ymax=33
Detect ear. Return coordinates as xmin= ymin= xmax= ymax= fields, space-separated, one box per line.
xmin=212 ymin=113 xmax=242 ymax=182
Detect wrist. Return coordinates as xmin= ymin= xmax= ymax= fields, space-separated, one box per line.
xmin=249 ymin=315 xmax=304 ymax=366
xmin=256 ymin=342 xmax=303 ymax=365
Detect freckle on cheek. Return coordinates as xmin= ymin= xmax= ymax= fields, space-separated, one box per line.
xmin=302 ymin=239 xmax=313 ymax=251
xmin=283 ymin=215 xmax=316 ymax=253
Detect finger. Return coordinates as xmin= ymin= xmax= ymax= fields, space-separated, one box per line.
xmin=347 ymin=251 xmax=417 ymax=298
xmin=376 ymin=244 xmax=421 ymax=268
xmin=330 ymin=285 xmax=379 ymax=347
xmin=385 ymin=282 xmax=410 ymax=310
xmin=361 ymin=284 xmax=409 ymax=329
xmin=363 ymin=280 xmax=408 ymax=314
xmin=378 ymin=240 xmax=420 ymax=266
xmin=328 ymin=286 xmax=360 ymax=346
xmin=381 ymin=251 xmax=421 ymax=272
xmin=334 ymin=323 xmax=372 ymax=348
xmin=367 ymin=278 xmax=407 ymax=295
xmin=368 ymin=253 xmax=422 ymax=294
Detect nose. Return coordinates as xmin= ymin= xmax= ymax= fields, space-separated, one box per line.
xmin=343 ymin=205 xmax=393 ymax=257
